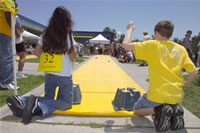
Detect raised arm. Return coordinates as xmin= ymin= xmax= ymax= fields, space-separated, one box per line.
xmin=122 ymin=21 xmax=135 ymax=51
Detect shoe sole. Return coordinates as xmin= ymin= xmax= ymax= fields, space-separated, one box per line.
xmin=155 ymin=104 xmax=173 ymax=132
xmin=171 ymin=104 xmax=184 ymax=130
xmin=22 ymin=95 xmax=36 ymax=124
xmin=6 ymin=96 xmax=23 ymax=117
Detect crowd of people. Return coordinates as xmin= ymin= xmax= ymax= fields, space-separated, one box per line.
xmin=75 ymin=30 xmax=200 ymax=68
xmin=0 ymin=0 xmax=199 ymax=132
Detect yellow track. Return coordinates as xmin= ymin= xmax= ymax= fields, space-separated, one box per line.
xmin=54 ymin=55 xmax=146 ymax=116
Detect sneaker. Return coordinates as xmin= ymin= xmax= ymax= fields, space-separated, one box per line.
xmin=17 ymin=72 xmax=27 ymax=79
xmin=6 ymin=95 xmax=24 ymax=117
xmin=22 ymin=95 xmax=38 ymax=124
xmin=154 ymin=104 xmax=173 ymax=132
xmin=170 ymin=104 xmax=184 ymax=130
xmin=0 ymin=82 xmax=20 ymax=90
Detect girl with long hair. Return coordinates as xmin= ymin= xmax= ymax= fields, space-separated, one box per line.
xmin=6 ymin=6 xmax=76 ymax=124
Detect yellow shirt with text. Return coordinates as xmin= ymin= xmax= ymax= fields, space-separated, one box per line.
xmin=134 ymin=40 xmax=197 ymax=104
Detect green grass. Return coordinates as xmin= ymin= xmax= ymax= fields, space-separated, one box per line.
xmin=118 ymin=59 xmax=144 ymax=64
xmin=0 ymin=75 xmax=45 ymax=107
xmin=75 ymin=56 xmax=89 ymax=63
xmin=146 ymin=75 xmax=200 ymax=118
xmin=25 ymin=58 xmax=40 ymax=63
xmin=128 ymin=60 xmax=144 ymax=64
xmin=79 ymin=122 xmax=105 ymax=128
xmin=181 ymin=75 xmax=200 ymax=118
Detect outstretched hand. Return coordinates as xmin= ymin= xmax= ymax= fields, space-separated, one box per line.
xmin=126 ymin=21 xmax=135 ymax=32
xmin=122 ymin=21 xmax=135 ymax=51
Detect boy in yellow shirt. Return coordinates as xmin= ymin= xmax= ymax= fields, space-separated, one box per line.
xmin=122 ymin=20 xmax=198 ymax=132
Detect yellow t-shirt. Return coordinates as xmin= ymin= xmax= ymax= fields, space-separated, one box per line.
xmin=134 ymin=40 xmax=197 ymax=104
xmin=0 ymin=10 xmax=11 ymax=36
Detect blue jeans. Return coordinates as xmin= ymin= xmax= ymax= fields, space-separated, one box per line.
xmin=133 ymin=93 xmax=161 ymax=110
xmin=0 ymin=34 xmax=13 ymax=84
xmin=20 ymin=74 xmax=73 ymax=118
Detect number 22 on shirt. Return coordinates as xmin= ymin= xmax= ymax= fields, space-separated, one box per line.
xmin=38 ymin=52 xmax=62 ymax=72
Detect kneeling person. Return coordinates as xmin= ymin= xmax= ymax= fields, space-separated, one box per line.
xmin=122 ymin=20 xmax=198 ymax=132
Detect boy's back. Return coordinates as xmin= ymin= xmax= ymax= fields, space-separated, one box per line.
xmin=122 ymin=20 xmax=198 ymax=132
xmin=134 ymin=40 xmax=196 ymax=104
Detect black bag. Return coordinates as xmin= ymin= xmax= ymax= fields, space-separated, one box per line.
xmin=73 ymin=84 xmax=82 ymax=104
xmin=113 ymin=87 xmax=141 ymax=111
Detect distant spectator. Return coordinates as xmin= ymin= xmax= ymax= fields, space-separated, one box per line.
xmin=127 ymin=51 xmax=135 ymax=61
xmin=15 ymin=15 xmax=27 ymax=78
xmin=197 ymin=40 xmax=200 ymax=67
xmin=193 ymin=32 xmax=200 ymax=66
xmin=182 ymin=30 xmax=193 ymax=61
xmin=118 ymin=51 xmax=130 ymax=63
xmin=116 ymin=43 xmax=121 ymax=58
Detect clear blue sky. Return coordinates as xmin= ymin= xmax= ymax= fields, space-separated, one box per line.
xmin=17 ymin=0 xmax=200 ymax=40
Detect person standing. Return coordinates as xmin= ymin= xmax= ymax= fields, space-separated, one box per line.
xmin=182 ymin=30 xmax=193 ymax=61
xmin=122 ymin=20 xmax=198 ymax=132
xmin=15 ymin=15 xmax=27 ymax=78
xmin=6 ymin=6 xmax=77 ymax=124
xmin=0 ymin=0 xmax=19 ymax=90
xmin=194 ymin=32 xmax=200 ymax=66
xmin=197 ymin=39 xmax=200 ymax=68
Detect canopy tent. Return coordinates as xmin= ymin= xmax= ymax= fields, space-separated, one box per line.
xmin=89 ymin=34 xmax=110 ymax=44
xmin=22 ymin=30 xmax=40 ymax=43
xmin=22 ymin=30 xmax=40 ymax=40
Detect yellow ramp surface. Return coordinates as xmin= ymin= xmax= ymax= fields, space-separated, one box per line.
xmin=54 ymin=55 xmax=146 ymax=116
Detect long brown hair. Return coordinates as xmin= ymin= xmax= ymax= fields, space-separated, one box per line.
xmin=42 ymin=6 xmax=74 ymax=54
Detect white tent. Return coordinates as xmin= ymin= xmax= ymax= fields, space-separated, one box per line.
xmin=22 ymin=30 xmax=40 ymax=40
xmin=89 ymin=34 xmax=110 ymax=44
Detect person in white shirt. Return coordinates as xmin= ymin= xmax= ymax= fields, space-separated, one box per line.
xmin=6 ymin=6 xmax=76 ymax=124
xmin=15 ymin=15 xmax=27 ymax=78
xmin=197 ymin=40 xmax=200 ymax=67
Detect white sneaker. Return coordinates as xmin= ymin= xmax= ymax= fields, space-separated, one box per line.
xmin=0 ymin=82 xmax=20 ymax=90
xmin=17 ymin=72 xmax=27 ymax=79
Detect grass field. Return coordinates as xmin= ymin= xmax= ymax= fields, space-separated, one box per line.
xmin=0 ymin=75 xmax=45 ymax=107
xmin=182 ymin=75 xmax=200 ymax=118
xmin=118 ymin=59 xmax=144 ymax=65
